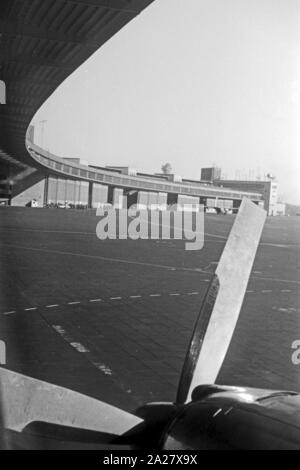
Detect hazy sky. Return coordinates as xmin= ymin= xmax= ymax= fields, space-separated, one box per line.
xmin=33 ymin=0 xmax=300 ymax=204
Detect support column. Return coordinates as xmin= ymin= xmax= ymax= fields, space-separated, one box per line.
xmin=112 ymin=188 xmax=124 ymax=209
xmin=88 ymin=181 xmax=93 ymax=209
xmin=43 ymin=175 xmax=49 ymax=207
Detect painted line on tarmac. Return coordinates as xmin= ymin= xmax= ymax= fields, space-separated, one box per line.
xmin=260 ymin=243 xmax=299 ymax=248
xmin=70 ymin=342 xmax=89 ymax=353
xmin=272 ymin=306 xmax=300 ymax=313
xmin=52 ymin=328 xmax=89 ymax=353
xmin=0 ymin=228 xmax=95 ymax=236
xmin=1 ymin=228 xmax=298 ymax=250
xmin=1 ymin=227 xmax=228 ymax=240
xmin=203 ymin=238 xmax=298 ymax=249
xmin=52 ymin=324 xmax=112 ymax=375
xmin=213 ymin=408 xmax=223 ymax=418
xmin=0 ymin=243 xmax=200 ymax=273
xmin=1 ymin=288 xmax=298 ymax=317
xmin=93 ymin=363 xmax=113 ymax=376
xmin=2 ymin=243 xmax=299 ymax=286
xmin=252 ymin=275 xmax=300 ymax=285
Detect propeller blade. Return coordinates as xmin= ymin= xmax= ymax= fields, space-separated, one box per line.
xmin=176 ymin=198 xmax=266 ymax=404
xmin=0 ymin=368 xmax=142 ymax=437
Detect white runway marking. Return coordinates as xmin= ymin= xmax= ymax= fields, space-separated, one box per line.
xmin=70 ymin=342 xmax=89 ymax=353
xmin=1 ymin=286 xmax=298 ymax=316
xmin=213 ymin=408 xmax=222 ymax=417
xmin=0 ymin=243 xmax=223 ymax=278
xmin=52 ymin=325 xmax=73 ymax=343
xmin=252 ymin=275 xmax=300 ymax=285
xmin=272 ymin=306 xmax=299 ymax=314
xmin=53 ymin=326 xmax=89 ymax=353
xmin=94 ymin=363 xmax=113 ymax=376
xmin=3 ymin=243 xmax=299 ymax=284
xmin=52 ymin=325 xmax=112 ymax=376
xmin=206 ymin=233 xmax=227 ymax=240
xmin=52 ymin=325 xmax=66 ymax=335
xmin=6 ymin=226 xmax=296 ymax=248
xmin=2 ymin=243 xmax=196 ymax=272
xmin=260 ymin=242 xmax=298 ymax=248
xmin=204 ymin=239 xmax=298 ymax=249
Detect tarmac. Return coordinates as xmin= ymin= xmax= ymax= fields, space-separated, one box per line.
xmin=0 ymin=207 xmax=299 ymax=414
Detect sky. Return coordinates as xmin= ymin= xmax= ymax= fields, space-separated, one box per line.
xmin=33 ymin=0 xmax=300 ymax=205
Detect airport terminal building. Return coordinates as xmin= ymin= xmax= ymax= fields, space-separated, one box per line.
xmin=0 ymin=0 xmax=281 ymax=216
xmin=0 ymin=127 xmax=280 ymax=216
xmin=2 ymin=128 xmax=264 ymax=212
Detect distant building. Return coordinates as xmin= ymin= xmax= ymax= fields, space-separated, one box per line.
xmin=105 ymin=166 xmax=137 ymax=176
xmin=215 ymin=178 xmax=278 ymax=215
xmin=274 ymin=202 xmax=286 ymax=216
xmin=201 ymin=167 xmax=221 ymax=182
xmin=154 ymin=173 xmax=182 ymax=182
xmin=285 ymin=203 xmax=300 ymax=216
xmin=62 ymin=157 xmax=89 ymax=166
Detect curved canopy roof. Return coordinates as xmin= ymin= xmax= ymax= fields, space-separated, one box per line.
xmin=0 ymin=0 xmax=155 ymax=170
xmin=0 ymin=1 xmax=262 ymax=204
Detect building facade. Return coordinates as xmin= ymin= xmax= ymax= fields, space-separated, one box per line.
xmin=216 ymin=179 xmax=279 ymax=215
xmin=201 ymin=167 xmax=222 ymax=182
